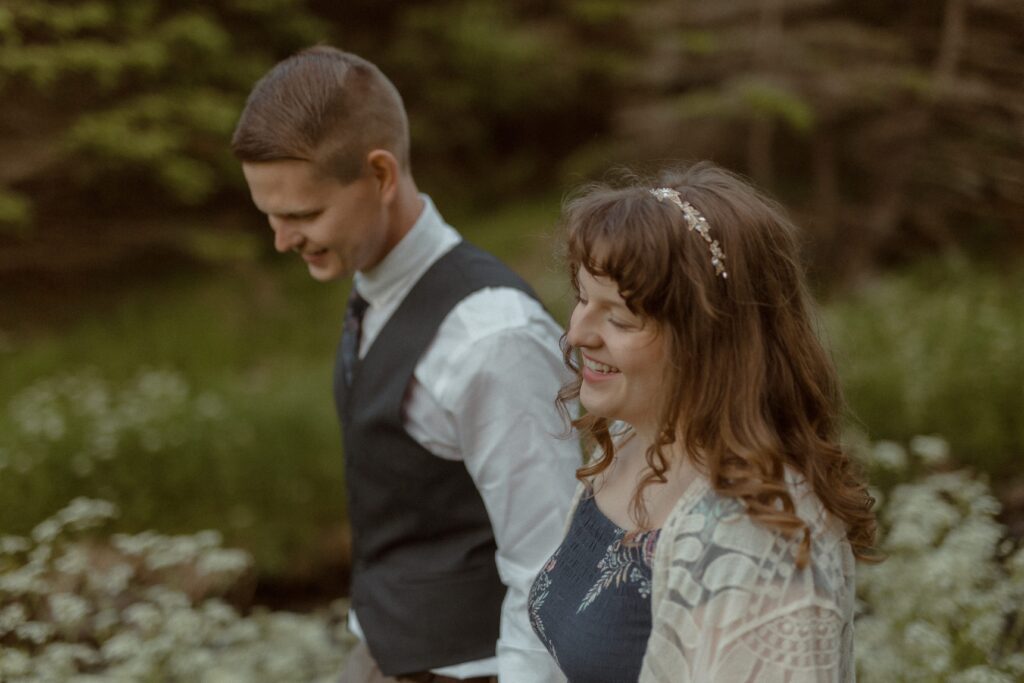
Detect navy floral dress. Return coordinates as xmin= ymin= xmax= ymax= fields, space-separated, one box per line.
xmin=528 ymin=494 xmax=660 ymax=683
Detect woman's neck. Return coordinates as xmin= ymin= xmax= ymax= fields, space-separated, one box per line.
xmin=593 ymin=430 xmax=700 ymax=530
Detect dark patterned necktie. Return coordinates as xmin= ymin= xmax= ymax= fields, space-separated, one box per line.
xmin=341 ymin=289 xmax=370 ymax=385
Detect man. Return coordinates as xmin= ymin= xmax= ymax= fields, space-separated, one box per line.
xmin=232 ymin=46 xmax=578 ymax=683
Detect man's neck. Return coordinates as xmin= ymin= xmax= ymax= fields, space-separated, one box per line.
xmin=389 ymin=176 xmax=425 ymax=245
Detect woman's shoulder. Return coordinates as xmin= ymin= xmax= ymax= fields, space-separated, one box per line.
xmin=661 ymin=468 xmax=850 ymax=563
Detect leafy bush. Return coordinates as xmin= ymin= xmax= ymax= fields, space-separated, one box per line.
xmin=826 ymin=260 xmax=1024 ymax=478
xmin=855 ymin=438 xmax=1024 ymax=682
xmin=0 ymin=0 xmax=327 ymax=230
xmin=0 ymin=498 xmax=350 ymax=681
xmin=0 ymin=362 xmax=345 ymax=579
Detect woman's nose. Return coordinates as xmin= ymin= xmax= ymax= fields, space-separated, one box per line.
xmin=567 ymin=307 xmax=598 ymax=348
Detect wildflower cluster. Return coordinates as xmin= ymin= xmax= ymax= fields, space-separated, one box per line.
xmin=856 ymin=438 xmax=1024 ymax=682
xmin=2 ymin=368 xmax=236 ymax=478
xmin=0 ymin=498 xmax=350 ymax=682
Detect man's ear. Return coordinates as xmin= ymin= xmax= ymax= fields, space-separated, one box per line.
xmin=366 ymin=150 xmax=400 ymax=203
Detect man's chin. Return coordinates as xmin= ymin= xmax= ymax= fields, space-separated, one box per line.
xmin=306 ymin=263 xmax=347 ymax=282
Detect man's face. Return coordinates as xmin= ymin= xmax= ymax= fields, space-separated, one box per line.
xmin=242 ymin=159 xmax=391 ymax=282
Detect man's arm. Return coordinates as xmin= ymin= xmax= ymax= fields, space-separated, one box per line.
xmin=435 ymin=301 xmax=578 ymax=683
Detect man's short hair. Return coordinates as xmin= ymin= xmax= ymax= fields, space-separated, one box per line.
xmin=231 ymin=46 xmax=410 ymax=182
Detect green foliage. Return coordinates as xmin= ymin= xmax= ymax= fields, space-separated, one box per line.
xmin=738 ymin=79 xmax=815 ymax=131
xmin=2 ymin=199 xmax=1020 ymax=589
xmin=353 ymin=0 xmax=633 ymax=207
xmin=0 ymin=187 xmax=32 ymax=232
xmin=0 ymin=261 xmax=347 ymax=578
xmin=0 ymin=498 xmax=350 ymax=680
xmin=0 ymin=200 xmax=564 ymax=581
xmin=0 ymin=0 xmax=327 ymax=225
xmin=671 ymin=79 xmax=815 ymax=132
xmin=855 ymin=439 xmax=1024 ymax=681
xmin=825 ymin=259 xmax=1024 ymax=478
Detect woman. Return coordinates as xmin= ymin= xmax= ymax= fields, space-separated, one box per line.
xmin=528 ymin=162 xmax=877 ymax=682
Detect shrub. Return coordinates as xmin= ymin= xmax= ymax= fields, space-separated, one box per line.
xmin=825 ymin=261 xmax=1024 ymax=478
xmin=855 ymin=438 xmax=1024 ymax=681
xmin=0 ymin=498 xmax=350 ymax=682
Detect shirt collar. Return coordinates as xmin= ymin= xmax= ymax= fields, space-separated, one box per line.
xmin=354 ymin=194 xmax=460 ymax=308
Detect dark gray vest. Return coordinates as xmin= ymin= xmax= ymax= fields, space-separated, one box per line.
xmin=334 ymin=241 xmax=538 ymax=676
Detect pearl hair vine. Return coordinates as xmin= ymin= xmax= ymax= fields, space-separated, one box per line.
xmin=649 ymin=188 xmax=728 ymax=279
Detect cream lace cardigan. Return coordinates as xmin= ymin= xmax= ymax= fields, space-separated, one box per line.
xmin=560 ymin=469 xmax=856 ymax=682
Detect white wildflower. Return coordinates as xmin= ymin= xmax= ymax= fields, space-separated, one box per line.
xmin=0 ymin=602 xmax=28 ymax=635
xmin=86 ymin=562 xmax=134 ymax=597
xmin=112 ymin=530 xmax=160 ymax=557
xmin=201 ymin=667 xmax=250 ymax=683
xmin=47 ymin=642 xmax=101 ymax=665
xmin=144 ymin=536 xmax=200 ymax=570
xmin=949 ymin=666 xmax=1018 ymax=683
xmin=31 ymin=518 xmax=61 ymax=544
xmin=909 ymin=434 xmax=950 ymax=466
xmin=101 ymin=631 xmax=143 ymax=662
xmin=964 ymin=610 xmax=1005 ymax=650
xmin=16 ymin=619 xmax=55 ymax=644
xmin=904 ymin=620 xmax=952 ymax=673
xmin=164 ymin=607 xmax=204 ymax=645
xmin=169 ymin=647 xmax=217 ymax=677
xmin=193 ymin=529 xmax=223 ymax=549
xmin=0 ymin=565 xmax=47 ymax=594
xmin=143 ymin=585 xmax=191 ymax=611
xmin=201 ymin=599 xmax=238 ymax=626
xmin=196 ymin=548 xmax=251 ymax=577
xmin=49 ymin=593 xmax=90 ymax=628
xmin=0 ymin=535 xmax=30 ymax=555
xmin=220 ymin=616 xmax=261 ymax=645
xmin=0 ymin=648 xmax=31 ymax=677
xmin=123 ymin=603 xmax=162 ymax=635
xmin=60 ymin=497 xmax=115 ymax=526
xmin=1004 ymin=653 xmax=1024 ymax=675
xmin=869 ymin=440 xmax=907 ymax=470
xmin=94 ymin=607 xmax=120 ymax=635
xmin=29 ymin=543 xmax=52 ymax=564
xmin=53 ymin=544 xmax=90 ymax=576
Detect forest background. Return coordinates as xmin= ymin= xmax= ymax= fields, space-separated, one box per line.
xmin=0 ymin=0 xmax=1022 ymax=679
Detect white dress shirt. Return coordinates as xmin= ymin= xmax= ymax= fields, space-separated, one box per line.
xmin=347 ymin=196 xmax=578 ymax=682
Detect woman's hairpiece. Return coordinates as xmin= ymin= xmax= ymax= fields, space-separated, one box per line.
xmin=649 ymin=188 xmax=728 ymax=279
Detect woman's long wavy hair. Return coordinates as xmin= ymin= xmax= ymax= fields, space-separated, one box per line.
xmin=557 ymin=162 xmax=877 ymax=566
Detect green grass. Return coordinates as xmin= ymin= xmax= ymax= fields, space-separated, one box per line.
xmin=1 ymin=202 xmax=1019 ymax=582
xmin=0 ymin=261 xmax=348 ymax=576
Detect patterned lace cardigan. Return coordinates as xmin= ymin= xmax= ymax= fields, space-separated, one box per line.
xmin=560 ymin=468 xmax=856 ymax=682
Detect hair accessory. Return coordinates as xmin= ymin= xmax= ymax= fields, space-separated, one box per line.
xmin=649 ymin=188 xmax=728 ymax=279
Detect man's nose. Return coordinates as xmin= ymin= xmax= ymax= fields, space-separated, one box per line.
xmin=271 ymin=220 xmax=302 ymax=253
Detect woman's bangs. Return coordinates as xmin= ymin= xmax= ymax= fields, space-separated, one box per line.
xmin=567 ymin=195 xmax=672 ymax=316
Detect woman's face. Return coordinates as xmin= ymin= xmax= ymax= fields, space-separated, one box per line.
xmin=567 ymin=267 xmax=667 ymax=434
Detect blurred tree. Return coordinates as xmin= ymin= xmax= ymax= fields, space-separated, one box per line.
xmin=2 ymin=0 xmax=1020 ymax=279
xmin=571 ymin=0 xmax=1024 ymax=281
xmin=0 ymin=0 xmax=326 ymax=234
xmin=313 ymin=0 xmax=636 ymax=210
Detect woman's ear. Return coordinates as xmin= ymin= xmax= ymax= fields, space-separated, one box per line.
xmin=365 ymin=149 xmax=400 ymax=203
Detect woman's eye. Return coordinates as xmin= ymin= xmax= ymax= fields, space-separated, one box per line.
xmin=609 ymin=317 xmax=630 ymax=329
